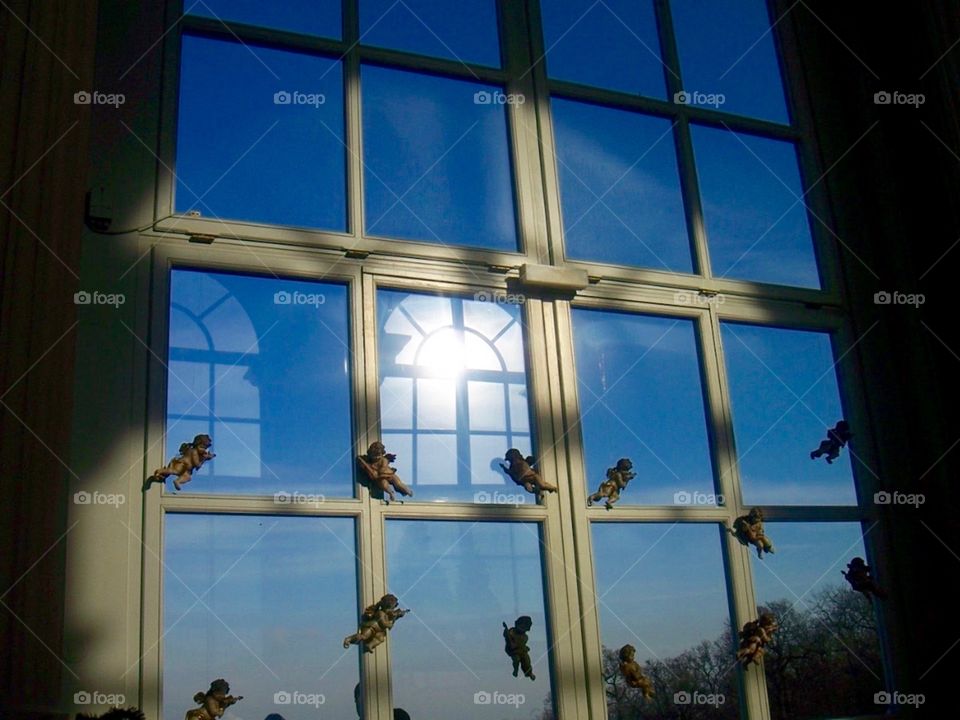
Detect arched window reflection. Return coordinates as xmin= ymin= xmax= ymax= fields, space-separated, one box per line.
xmin=167 ymin=271 xmax=263 ymax=481
xmin=166 ymin=270 xmax=354 ymax=496
xmin=378 ymin=291 xmax=533 ymax=502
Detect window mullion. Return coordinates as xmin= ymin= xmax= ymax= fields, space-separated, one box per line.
xmin=704 ymin=302 xmax=771 ymax=720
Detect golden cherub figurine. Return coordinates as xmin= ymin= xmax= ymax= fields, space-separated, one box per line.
xmin=357 ymin=441 xmax=414 ymax=503
xmin=729 ymin=507 xmax=775 ymax=559
xmin=842 ymin=557 xmax=886 ymax=599
xmin=146 ymin=434 xmax=215 ymax=491
xmin=503 ymin=616 xmax=536 ymax=681
xmin=618 ymin=644 xmax=654 ymax=699
xmin=500 ymin=449 xmax=557 ymax=498
xmin=736 ymin=614 xmax=778 ymax=667
xmin=185 ymin=679 xmax=242 ymax=720
xmin=588 ymin=458 xmax=636 ymax=509
xmin=343 ymin=593 xmax=409 ymax=653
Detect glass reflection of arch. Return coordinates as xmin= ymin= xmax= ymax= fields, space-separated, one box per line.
xmin=378 ymin=291 xmax=533 ymax=502
xmin=166 ymin=270 xmax=262 ymax=482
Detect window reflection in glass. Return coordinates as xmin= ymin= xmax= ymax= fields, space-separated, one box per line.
xmin=692 ymin=125 xmax=819 ymax=288
xmin=386 ymin=520 xmax=553 ymax=718
xmin=361 ymin=0 xmax=501 ymax=67
xmin=591 ymin=523 xmax=738 ymax=718
xmin=166 ymin=270 xmax=353 ymax=496
xmin=721 ymin=323 xmax=856 ymax=505
xmin=186 ymin=0 xmax=341 ymax=39
xmin=572 ymin=309 xmax=716 ymax=505
xmin=162 ymin=514 xmax=358 ymax=720
xmin=177 ymin=35 xmax=346 ymax=231
xmin=751 ymin=523 xmax=883 ymax=720
xmin=671 ymin=0 xmax=789 ymax=123
xmin=362 ymin=66 xmax=518 ymax=251
xmin=377 ymin=290 xmax=533 ymax=503
xmin=541 ymin=0 xmax=665 ymax=98
xmin=552 ymin=99 xmax=691 ymax=272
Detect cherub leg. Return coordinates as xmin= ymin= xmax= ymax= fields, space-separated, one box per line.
xmin=512 ymin=657 xmax=520 ymax=677
xmin=520 ymin=652 xmax=535 ymax=681
xmin=605 ymin=489 xmax=620 ymax=509
xmin=587 ymin=492 xmax=601 ymax=506
xmin=173 ymin=470 xmax=192 ymax=491
xmin=378 ymin=479 xmax=396 ymax=503
xmin=810 ymin=440 xmax=830 ymax=459
xmin=389 ymin=476 xmax=413 ymax=498
xmin=364 ymin=630 xmax=387 ymax=652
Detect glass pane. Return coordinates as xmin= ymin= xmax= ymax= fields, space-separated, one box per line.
xmin=163 ymin=270 xmax=353 ymax=497
xmin=552 ymin=100 xmax=691 ymax=271
xmin=752 ymin=523 xmax=883 ymax=720
xmin=163 ymin=515 xmax=358 ymax=720
xmin=386 ymin=520 xmax=554 ymax=717
xmin=692 ymin=125 xmax=819 ymax=287
xmin=186 ymin=0 xmax=341 ymax=39
xmin=671 ymin=0 xmax=789 ymax=123
xmin=592 ymin=523 xmax=738 ymax=718
xmin=361 ymin=0 xmax=500 ymax=67
xmin=377 ymin=290 xmax=534 ymax=503
xmin=572 ymin=310 xmax=715 ymax=506
xmin=176 ymin=35 xmax=346 ymax=231
xmin=721 ymin=323 xmax=856 ymax=505
xmin=541 ymin=0 xmax=666 ymax=98
xmin=362 ymin=65 xmax=518 ymax=251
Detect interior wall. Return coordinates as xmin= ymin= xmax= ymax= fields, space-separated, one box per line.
xmin=0 ymin=0 xmax=99 ymax=717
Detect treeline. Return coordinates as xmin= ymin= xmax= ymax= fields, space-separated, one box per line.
xmin=537 ymin=585 xmax=882 ymax=719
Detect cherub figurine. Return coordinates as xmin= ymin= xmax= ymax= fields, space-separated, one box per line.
xmin=810 ymin=420 xmax=853 ymax=463
xmin=185 ymin=679 xmax=242 ymax=720
xmin=618 ymin=644 xmax=654 ymax=699
xmin=357 ymin=442 xmax=413 ymax=503
xmin=729 ymin=507 xmax=775 ymax=559
xmin=77 ymin=710 xmax=145 ymax=720
xmin=842 ymin=557 xmax=886 ymax=599
xmin=736 ymin=613 xmax=778 ymax=667
xmin=343 ymin=593 xmax=409 ymax=653
xmin=146 ymin=434 xmax=215 ymax=491
xmin=588 ymin=458 xmax=635 ymax=510
xmin=500 ymin=449 xmax=557 ymax=498
xmin=503 ymin=615 xmax=536 ymax=681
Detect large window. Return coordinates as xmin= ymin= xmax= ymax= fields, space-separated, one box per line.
xmin=140 ymin=2 xmax=888 ymax=719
